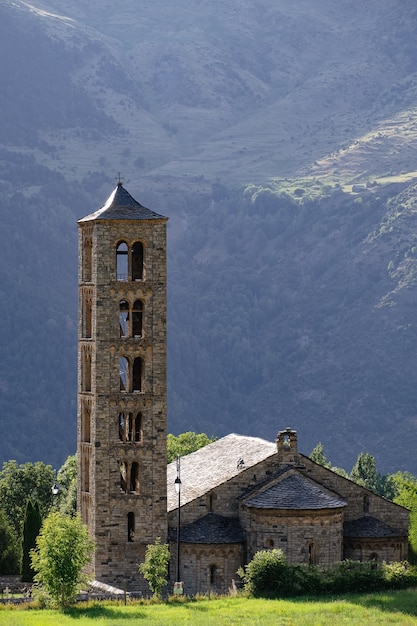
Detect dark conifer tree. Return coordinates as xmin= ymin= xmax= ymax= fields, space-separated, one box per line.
xmin=21 ymin=499 xmax=42 ymax=582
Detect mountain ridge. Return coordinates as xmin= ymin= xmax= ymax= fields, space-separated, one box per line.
xmin=1 ymin=1 xmax=417 ymax=473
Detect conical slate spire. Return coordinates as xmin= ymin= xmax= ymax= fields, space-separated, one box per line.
xmin=79 ymin=183 xmax=166 ymax=222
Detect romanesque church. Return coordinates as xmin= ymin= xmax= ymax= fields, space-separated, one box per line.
xmin=77 ymin=184 xmax=409 ymax=595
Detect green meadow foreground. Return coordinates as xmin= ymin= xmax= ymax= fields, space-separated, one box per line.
xmin=1 ymin=592 xmax=417 ymax=626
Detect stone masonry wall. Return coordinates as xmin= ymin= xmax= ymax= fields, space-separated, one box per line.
xmin=78 ymin=216 xmax=167 ymax=591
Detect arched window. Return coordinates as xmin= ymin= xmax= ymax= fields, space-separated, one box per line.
xmin=130 ymin=462 xmax=140 ymax=493
xmin=134 ymin=412 xmax=143 ymax=443
xmin=119 ymin=300 xmax=129 ymax=337
xmin=128 ymin=512 xmax=135 ymax=542
xmin=308 ymin=542 xmax=317 ymax=565
xmin=209 ymin=565 xmax=216 ymax=585
xmin=363 ymin=494 xmax=370 ymax=514
xmin=120 ymin=462 xmax=128 ymax=493
xmin=132 ymin=300 xmax=143 ymax=337
xmin=132 ymin=357 xmax=143 ymax=392
xmin=119 ymin=357 xmax=129 ymax=391
xmin=131 ymin=242 xmax=144 ymax=280
xmin=116 ymin=242 xmax=128 ymax=281
xmin=118 ymin=412 xmax=125 ymax=441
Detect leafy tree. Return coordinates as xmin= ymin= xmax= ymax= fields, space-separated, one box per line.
xmin=139 ymin=537 xmax=170 ymax=598
xmin=350 ymin=452 xmax=377 ymax=491
xmin=330 ymin=466 xmax=349 ymax=478
xmin=309 ymin=442 xmax=331 ymax=468
xmin=391 ymin=471 xmax=417 ymax=563
xmin=55 ymin=454 xmax=77 ymax=516
xmin=375 ymin=473 xmax=396 ymax=500
xmin=0 ymin=509 xmax=20 ymax=574
xmin=0 ymin=460 xmax=55 ymax=536
xmin=31 ymin=511 xmax=94 ymax=607
xmin=21 ymin=500 xmax=42 ymax=582
xmin=167 ymin=432 xmax=217 ymax=463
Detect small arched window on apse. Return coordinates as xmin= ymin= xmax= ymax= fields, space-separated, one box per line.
xmin=132 ymin=300 xmax=143 ymax=337
xmin=128 ymin=512 xmax=135 ymax=542
xmin=132 ymin=357 xmax=143 ymax=392
xmin=119 ymin=357 xmax=129 ymax=391
xmin=132 ymin=242 xmax=144 ymax=280
xmin=308 ymin=542 xmax=317 ymax=565
xmin=116 ymin=242 xmax=128 ymax=281
xmin=119 ymin=300 xmax=129 ymax=337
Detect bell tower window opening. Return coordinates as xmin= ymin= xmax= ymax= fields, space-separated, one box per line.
xmin=119 ymin=357 xmax=129 ymax=391
xmin=130 ymin=462 xmax=140 ymax=493
xmin=128 ymin=512 xmax=135 ymax=542
xmin=119 ymin=300 xmax=129 ymax=337
xmin=135 ymin=412 xmax=143 ymax=442
xmin=116 ymin=242 xmax=128 ymax=281
xmin=120 ymin=462 xmax=128 ymax=493
xmin=132 ymin=300 xmax=143 ymax=337
xmin=132 ymin=242 xmax=144 ymax=281
xmin=132 ymin=357 xmax=143 ymax=392
xmin=118 ymin=412 xmax=125 ymax=441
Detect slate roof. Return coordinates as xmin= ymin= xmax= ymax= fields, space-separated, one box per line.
xmin=244 ymin=473 xmax=346 ymax=510
xmin=167 ymin=434 xmax=277 ymax=512
xmin=78 ymin=184 xmax=167 ymax=222
xmin=344 ymin=515 xmax=405 ymax=538
xmin=169 ymin=513 xmax=245 ymax=544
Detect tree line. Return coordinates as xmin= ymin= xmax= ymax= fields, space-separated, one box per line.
xmin=0 ymin=433 xmax=415 ymax=605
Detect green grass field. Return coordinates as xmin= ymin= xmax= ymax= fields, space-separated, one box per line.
xmin=0 ymin=591 xmax=417 ymax=626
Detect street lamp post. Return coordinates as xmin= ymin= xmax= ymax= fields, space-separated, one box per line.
xmin=174 ymin=455 xmax=183 ymax=593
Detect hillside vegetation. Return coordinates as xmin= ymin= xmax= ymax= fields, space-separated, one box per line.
xmin=1 ymin=1 xmax=417 ymax=471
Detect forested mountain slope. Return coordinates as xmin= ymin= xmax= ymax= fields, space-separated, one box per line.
xmin=0 ymin=0 xmax=417 ymax=472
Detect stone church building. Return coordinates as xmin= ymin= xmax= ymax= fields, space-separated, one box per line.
xmin=77 ymin=184 xmax=409 ymax=595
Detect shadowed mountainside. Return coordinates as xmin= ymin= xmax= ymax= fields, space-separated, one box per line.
xmin=0 ymin=0 xmax=417 ymax=472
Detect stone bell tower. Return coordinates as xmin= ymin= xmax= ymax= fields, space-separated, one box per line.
xmin=77 ymin=183 xmax=168 ymax=589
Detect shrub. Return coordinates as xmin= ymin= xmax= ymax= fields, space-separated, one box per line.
xmin=239 ymin=550 xmax=417 ymax=598
xmin=238 ymin=549 xmax=294 ymax=597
